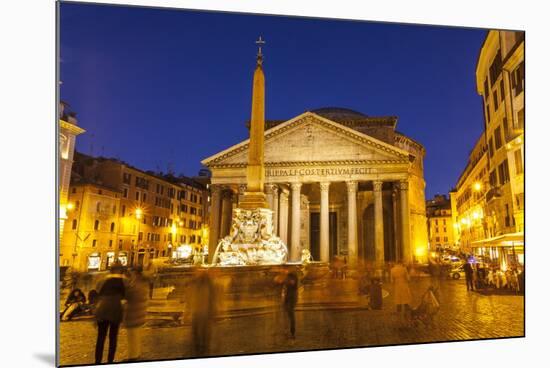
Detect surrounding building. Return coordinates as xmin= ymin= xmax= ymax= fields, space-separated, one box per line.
xmin=61 ymin=152 xmax=209 ymax=271
xmin=426 ymin=194 xmax=455 ymax=251
xmin=59 ymin=102 xmax=85 ymax=249
xmin=453 ymin=30 xmax=524 ymax=269
xmin=203 ymin=107 xmax=429 ymax=266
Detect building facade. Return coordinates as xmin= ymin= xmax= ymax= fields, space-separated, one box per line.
xmin=426 ymin=194 xmax=455 ymax=251
xmin=454 ymin=30 xmax=524 ymax=269
xmin=203 ymin=107 xmax=429 ymax=266
xmin=61 ymin=153 xmax=209 ymax=271
xmin=59 ymin=102 xmax=85 ymax=249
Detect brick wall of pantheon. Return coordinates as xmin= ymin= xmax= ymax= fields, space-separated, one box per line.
xmin=202 ymin=108 xmax=428 ymax=266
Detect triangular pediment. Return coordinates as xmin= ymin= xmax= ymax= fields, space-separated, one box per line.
xmin=201 ymin=112 xmax=410 ymax=167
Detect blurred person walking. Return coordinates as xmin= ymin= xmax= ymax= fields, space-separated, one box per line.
xmin=390 ymin=262 xmax=412 ymax=325
xmin=124 ymin=266 xmax=149 ymax=362
xmin=187 ymin=270 xmax=218 ymax=356
xmin=94 ymin=262 xmax=126 ymax=364
xmin=464 ymin=260 xmax=475 ymax=291
xmin=282 ymin=272 xmax=299 ymax=339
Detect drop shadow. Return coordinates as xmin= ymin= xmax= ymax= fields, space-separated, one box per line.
xmin=33 ymin=353 xmax=56 ymax=366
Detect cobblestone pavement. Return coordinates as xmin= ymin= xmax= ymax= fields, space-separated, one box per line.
xmin=59 ymin=278 xmax=524 ymax=366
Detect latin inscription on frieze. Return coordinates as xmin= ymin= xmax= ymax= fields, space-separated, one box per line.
xmin=266 ymin=167 xmax=376 ymax=177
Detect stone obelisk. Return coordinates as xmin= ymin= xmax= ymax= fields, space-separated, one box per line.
xmin=239 ymin=36 xmax=268 ymax=210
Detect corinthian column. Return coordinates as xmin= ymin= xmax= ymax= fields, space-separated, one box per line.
xmin=373 ymin=180 xmax=385 ymax=267
xmin=219 ymin=190 xmax=233 ymax=237
xmin=290 ymin=182 xmax=302 ymax=261
xmin=208 ymin=185 xmax=222 ymax=264
xmin=266 ymin=185 xmax=274 ymax=209
xmin=346 ymin=181 xmax=358 ymax=267
xmin=320 ymin=182 xmax=330 ymax=263
xmin=279 ymin=188 xmax=289 ymax=245
xmin=272 ymin=185 xmax=279 ymax=235
xmin=399 ymin=180 xmax=412 ymax=264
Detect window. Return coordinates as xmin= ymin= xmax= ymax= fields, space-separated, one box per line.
xmin=75 ymin=201 xmax=80 ymax=210
xmin=138 ymin=232 xmax=143 ymax=241
xmin=484 ymin=78 xmax=489 ymax=99
xmin=435 ymin=227 xmax=439 ymax=233
xmin=444 ymin=237 xmax=448 ymax=242
xmin=499 ymin=79 xmax=505 ymax=102
xmin=123 ymin=188 xmax=128 ymax=198
xmin=511 ymin=61 xmax=524 ymax=96
xmin=96 ymin=202 xmax=101 ymax=213
xmin=486 ymin=104 xmax=491 ymax=123
xmin=118 ymin=240 xmax=123 ymax=250
xmin=435 ymin=237 xmax=440 ymax=243
xmin=109 ymin=240 xmax=113 ymax=248
xmin=72 ymin=219 xmax=77 ymax=230
xmin=443 ymin=219 xmax=446 ymax=225
xmin=489 ymin=170 xmax=497 ymax=187
xmin=121 ymin=205 xmax=126 ymax=217
xmin=135 ymin=191 xmax=140 ymax=201
xmin=444 ymin=227 xmax=447 ymax=233
xmin=514 ymin=150 xmax=523 ymax=174
xmin=505 ymin=204 xmax=511 ymax=227
xmin=110 ymin=222 xmax=115 ymax=232
xmin=498 ymin=159 xmax=510 ymax=185
xmin=493 ymin=90 xmax=498 ymax=111
xmin=494 ymin=126 xmax=503 ymax=150
xmin=123 ymin=173 xmax=132 ymax=184
xmin=92 ymin=239 xmax=97 ymax=247
xmin=94 ymin=220 xmax=100 ymax=231
xmin=142 ymin=193 xmax=147 ymax=202
xmin=516 ymin=108 xmax=524 ymax=130
xmin=198 ymin=236 xmax=202 ymax=243
xmin=488 ymin=137 xmax=494 ymax=157
xmin=71 ymin=187 xmax=76 ymax=194
xmin=98 ymin=189 xmax=103 ymax=195
xmin=489 ymin=51 xmax=502 ymax=86
xmin=435 ymin=219 xmax=438 ymax=225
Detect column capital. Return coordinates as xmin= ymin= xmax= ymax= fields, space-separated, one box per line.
xmin=319 ymin=181 xmax=331 ymax=192
xmin=346 ymin=180 xmax=358 ymax=193
xmin=398 ymin=180 xmax=409 ymax=191
xmin=238 ymin=184 xmax=247 ymax=194
xmin=211 ymin=184 xmax=222 ymax=194
xmin=271 ymin=184 xmax=279 ymax=195
xmin=265 ymin=184 xmax=274 ymax=195
xmin=373 ymin=180 xmax=383 ymax=192
xmin=280 ymin=189 xmax=289 ymax=201
xmin=290 ymin=182 xmax=302 ymax=191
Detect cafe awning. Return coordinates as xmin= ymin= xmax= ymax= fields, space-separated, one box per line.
xmin=470 ymin=232 xmax=524 ymax=247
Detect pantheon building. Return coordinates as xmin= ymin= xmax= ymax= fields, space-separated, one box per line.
xmin=202 ymin=107 xmax=428 ymax=266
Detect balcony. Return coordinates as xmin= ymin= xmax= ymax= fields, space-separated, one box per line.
xmin=486 ymin=187 xmax=503 ymax=202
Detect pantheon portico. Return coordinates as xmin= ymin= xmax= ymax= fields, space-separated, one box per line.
xmin=202 ymin=108 xmax=428 ymax=266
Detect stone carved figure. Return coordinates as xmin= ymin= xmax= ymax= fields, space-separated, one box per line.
xmin=213 ymin=208 xmax=288 ymax=266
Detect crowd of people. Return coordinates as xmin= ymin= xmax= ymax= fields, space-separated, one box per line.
xmin=60 ymin=254 xmax=523 ymax=363
xmin=463 ymin=261 xmax=524 ymax=293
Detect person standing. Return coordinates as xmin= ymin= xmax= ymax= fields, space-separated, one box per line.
xmin=390 ymin=262 xmax=412 ymax=325
xmin=283 ymin=272 xmax=298 ymax=339
xmin=464 ymin=261 xmax=475 ymax=291
xmin=188 ymin=270 xmax=218 ymax=356
xmin=124 ymin=267 xmax=149 ymax=362
xmin=94 ymin=262 xmax=126 ymax=364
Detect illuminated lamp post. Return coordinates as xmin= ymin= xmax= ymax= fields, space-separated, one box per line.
xmin=134 ymin=207 xmax=143 ymax=267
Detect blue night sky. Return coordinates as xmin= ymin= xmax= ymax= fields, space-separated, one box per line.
xmin=59 ymin=2 xmax=488 ymax=198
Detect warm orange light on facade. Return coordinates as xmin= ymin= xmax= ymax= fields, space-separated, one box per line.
xmin=135 ymin=207 xmax=143 ymax=219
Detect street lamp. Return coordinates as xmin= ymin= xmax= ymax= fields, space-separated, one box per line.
xmin=473 ymin=182 xmax=482 ymax=192
xmin=134 ymin=207 xmax=143 ymax=267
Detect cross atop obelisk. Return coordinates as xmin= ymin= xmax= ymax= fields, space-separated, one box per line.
xmin=239 ymin=36 xmax=268 ymax=209
xmin=256 ymin=36 xmax=265 ymax=64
